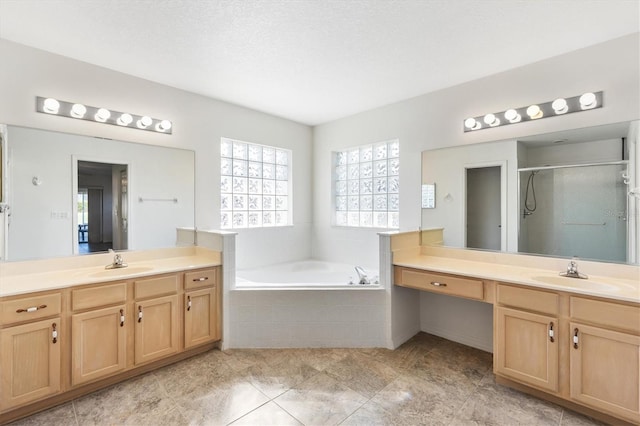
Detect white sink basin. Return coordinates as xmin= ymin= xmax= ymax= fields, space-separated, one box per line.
xmin=89 ymin=266 xmax=154 ymax=278
xmin=531 ymin=275 xmax=619 ymax=292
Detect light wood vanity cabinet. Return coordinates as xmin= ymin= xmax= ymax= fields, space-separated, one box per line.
xmin=184 ymin=268 xmax=221 ymax=348
xmin=394 ymin=266 xmax=485 ymax=301
xmin=0 ymin=293 xmax=62 ymax=411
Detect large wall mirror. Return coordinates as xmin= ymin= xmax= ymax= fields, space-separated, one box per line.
xmin=1 ymin=125 xmax=195 ymax=261
xmin=421 ymin=120 xmax=639 ymax=265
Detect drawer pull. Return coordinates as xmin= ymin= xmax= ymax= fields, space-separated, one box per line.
xmin=120 ymin=309 xmax=125 ymax=327
xmin=193 ymin=277 xmax=209 ymax=282
xmin=138 ymin=306 xmax=143 ymax=323
xmin=187 ymin=295 xmax=192 ymax=311
xmin=573 ymin=328 xmax=579 ymax=349
xmin=430 ymin=281 xmax=447 ymax=287
xmin=548 ymin=322 xmax=554 ymax=343
xmin=52 ymin=323 xmax=58 ymax=344
xmin=16 ymin=304 xmax=47 ymax=313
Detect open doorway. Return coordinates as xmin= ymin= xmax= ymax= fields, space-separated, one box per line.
xmin=75 ymin=160 xmax=128 ymax=254
xmin=465 ymin=164 xmax=505 ymax=251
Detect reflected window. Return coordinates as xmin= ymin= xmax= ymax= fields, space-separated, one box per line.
xmin=220 ymin=138 xmax=292 ymax=229
xmin=333 ymin=139 xmax=399 ymax=228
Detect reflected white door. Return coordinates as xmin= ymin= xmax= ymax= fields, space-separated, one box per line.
xmin=466 ymin=166 xmax=502 ymax=250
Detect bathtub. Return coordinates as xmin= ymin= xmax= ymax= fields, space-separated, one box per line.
xmin=235 ymin=260 xmax=381 ymax=290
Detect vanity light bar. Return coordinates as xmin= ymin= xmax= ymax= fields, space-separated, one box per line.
xmin=36 ymin=97 xmax=172 ymax=134
xmin=463 ymin=91 xmax=603 ymax=133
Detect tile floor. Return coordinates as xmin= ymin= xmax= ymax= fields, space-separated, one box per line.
xmin=10 ymin=333 xmax=605 ymax=426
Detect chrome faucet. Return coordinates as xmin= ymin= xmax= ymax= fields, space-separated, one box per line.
xmin=559 ymin=258 xmax=587 ymax=279
xmin=106 ymin=249 xmax=128 ymax=269
xmin=354 ymin=266 xmax=370 ymax=285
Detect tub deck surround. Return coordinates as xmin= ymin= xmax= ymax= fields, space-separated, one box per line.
xmin=0 ymin=246 xmax=221 ymax=297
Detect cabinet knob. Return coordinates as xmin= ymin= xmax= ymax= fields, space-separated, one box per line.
xmin=138 ymin=306 xmax=143 ymax=323
xmin=16 ymin=304 xmax=47 ymax=314
xmin=548 ymin=322 xmax=555 ymax=343
xmin=52 ymin=323 xmax=58 ymax=344
xmin=187 ymin=295 xmax=192 ymax=311
xmin=573 ymin=328 xmax=579 ymax=349
xmin=120 ymin=309 xmax=125 ymax=327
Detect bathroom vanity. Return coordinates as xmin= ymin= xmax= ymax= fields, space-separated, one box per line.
xmin=0 ymin=247 xmax=221 ymax=424
xmin=392 ymin=233 xmax=640 ymax=425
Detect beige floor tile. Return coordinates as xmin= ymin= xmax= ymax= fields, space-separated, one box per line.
xmin=245 ymin=357 xmax=321 ymax=398
xmin=560 ymin=409 xmax=608 ymax=426
xmin=230 ymin=401 xmax=302 ymax=425
xmin=7 ymin=402 xmax=77 ymax=426
xmin=323 ymin=352 xmax=400 ymax=398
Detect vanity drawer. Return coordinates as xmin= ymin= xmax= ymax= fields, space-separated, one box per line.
xmin=1 ymin=292 xmax=62 ymax=325
xmin=497 ymin=284 xmax=559 ymax=316
xmin=184 ymin=268 xmax=218 ymax=290
xmin=134 ymin=274 xmax=179 ymax=300
xmin=72 ymin=282 xmax=127 ymax=311
xmin=571 ymin=297 xmax=640 ymax=334
xmin=395 ymin=267 xmax=484 ymax=301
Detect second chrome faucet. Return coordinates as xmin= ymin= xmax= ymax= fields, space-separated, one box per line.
xmin=106 ymin=249 xmax=128 ymax=269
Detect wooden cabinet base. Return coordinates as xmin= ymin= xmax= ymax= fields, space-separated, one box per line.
xmin=0 ymin=341 xmax=219 ymax=426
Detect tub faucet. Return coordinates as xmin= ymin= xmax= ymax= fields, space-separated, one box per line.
xmin=559 ymin=258 xmax=587 ymax=279
xmin=106 ymin=249 xmax=128 ymax=269
xmin=354 ymin=266 xmax=370 ymax=285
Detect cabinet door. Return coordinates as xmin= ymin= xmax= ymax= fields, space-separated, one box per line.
xmin=71 ymin=305 xmax=126 ymax=386
xmin=570 ymin=322 xmax=640 ymax=423
xmin=0 ymin=318 xmax=61 ymax=410
xmin=184 ymin=286 xmax=220 ymax=349
xmin=135 ymin=295 xmax=179 ymax=365
xmin=495 ymin=307 xmax=559 ymax=392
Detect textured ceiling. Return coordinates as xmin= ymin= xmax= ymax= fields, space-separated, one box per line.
xmin=0 ymin=0 xmax=638 ymax=125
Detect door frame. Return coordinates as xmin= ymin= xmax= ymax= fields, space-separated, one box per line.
xmin=462 ymin=160 xmax=507 ymax=251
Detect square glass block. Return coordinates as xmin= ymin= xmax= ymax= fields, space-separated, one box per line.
xmin=221 ymin=140 xmax=233 ymax=158
xmin=275 ymin=211 xmax=288 ymax=226
xmin=220 ymin=212 xmax=231 ymax=229
xmin=248 ymin=162 xmax=262 ymax=178
xmin=220 ymin=194 xmax=232 ymax=211
xmin=348 ymin=148 xmax=360 ymax=164
xmin=360 ymin=212 xmax=373 ymax=227
xmin=275 ymin=149 xmax=288 ymax=165
xmin=348 ymin=164 xmax=359 ymax=180
xmin=388 ymin=212 xmax=400 ymax=229
xmin=335 ymin=180 xmax=347 ymax=196
xmin=248 ymin=178 xmax=261 ymax=194
xmin=374 ymin=177 xmax=387 ymax=194
xmin=374 ymin=212 xmax=388 ymax=228
xmin=233 ymin=177 xmax=247 ymax=193
xmin=276 ymin=195 xmax=287 ymax=210
xmin=248 ymin=144 xmax=262 ymax=162
xmin=275 ymin=180 xmax=288 ymax=195
xmin=248 ymin=212 xmax=262 ymax=227
xmin=220 ymin=176 xmax=232 ymax=193
xmin=348 ymin=180 xmax=359 ymax=195
xmin=360 ymin=145 xmax=373 ymax=162
xmin=348 ymin=196 xmax=359 ymax=211
xmin=263 ymin=163 xmax=275 ymax=179
xmin=388 ymin=176 xmax=399 ymax=193
xmin=263 ymin=211 xmax=275 ymax=226
xmin=389 ymin=140 xmax=399 ymax=158
xmin=275 ymin=165 xmax=288 ymax=180
xmin=263 ymin=180 xmax=275 ymax=195
xmin=248 ymin=195 xmax=262 ymax=210
xmin=389 ymin=158 xmax=399 ymax=176
xmin=232 ymin=211 xmax=247 ymax=228
xmin=263 ymin=195 xmax=275 ymax=210
xmin=360 ymin=179 xmax=373 ymax=194
xmin=360 ymin=195 xmax=373 ymax=210
xmin=221 ymin=158 xmax=232 ymax=176
xmin=374 ymin=160 xmax=387 ymax=177
xmin=335 ymin=151 xmax=347 ymax=166
xmin=374 ymin=194 xmax=387 ymax=211
xmin=389 ymin=194 xmax=399 ymax=211
xmin=233 ymin=159 xmax=247 ymax=177
xmin=233 ymin=194 xmax=247 ymax=210
xmin=348 ymin=212 xmax=360 ymax=227
xmin=263 ymin=147 xmax=275 ymax=163
xmin=336 ymin=211 xmax=347 ymax=226
xmin=335 ymin=165 xmax=347 ymax=181
xmin=374 ymin=142 xmax=387 ymax=160
xmin=336 ymin=196 xmax=347 ymax=211
xmin=233 ymin=142 xmax=247 ymax=160
xmin=360 ymin=162 xmax=373 ymax=178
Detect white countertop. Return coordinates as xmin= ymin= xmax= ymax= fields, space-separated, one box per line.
xmin=394 ymin=253 xmax=640 ymax=304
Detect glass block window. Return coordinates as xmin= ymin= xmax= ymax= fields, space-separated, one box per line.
xmin=220 ymin=138 xmax=291 ymax=229
xmin=334 ymin=139 xmax=399 ymax=228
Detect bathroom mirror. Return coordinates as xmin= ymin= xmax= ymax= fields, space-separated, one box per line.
xmin=421 ymin=120 xmax=639 ymax=265
xmin=1 ymin=125 xmax=195 ymax=261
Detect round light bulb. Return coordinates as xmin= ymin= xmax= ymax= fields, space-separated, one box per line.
xmin=464 ymin=117 xmax=477 ymax=129
xmin=483 ymin=113 xmax=496 ymax=125
xmin=552 ymin=98 xmax=568 ymax=114
xmin=579 ymin=92 xmax=597 ymax=109
xmin=504 ymin=109 xmax=521 ymax=123
xmin=526 ymin=104 xmax=543 ymax=119
xmin=159 ymin=120 xmax=172 ymax=130
xmin=137 ymin=116 xmax=152 ymax=128
xmin=117 ymin=113 xmax=133 ymax=126
xmin=95 ymin=108 xmax=111 ymax=122
xmin=43 ymin=98 xmax=60 ymax=114
xmin=70 ymin=103 xmax=86 ymax=118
